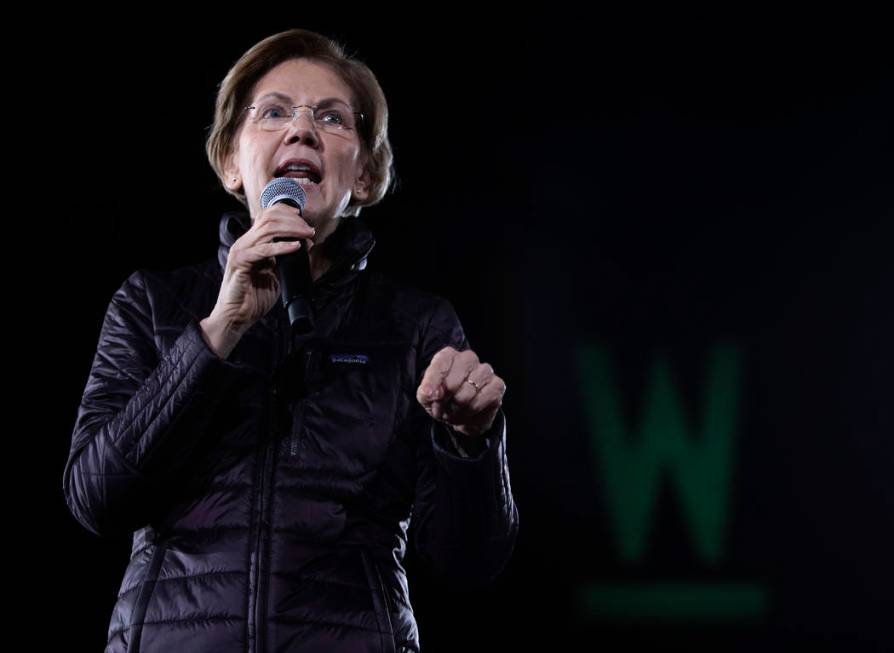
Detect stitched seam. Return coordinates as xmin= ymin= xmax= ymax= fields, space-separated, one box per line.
xmin=117 ymin=569 xmax=244 ymax=599
xmin=270 ymin=615 xmax=383 ymax=633
xmin=123 ymin=331 xmax=204 ymax=462
xmin=109 ymin=614 xmax=243 ymax=637
xmin=163 ymin=524 xmax=251 ymax=535
xmin=271 ymin=572 xmax=369 ymax=591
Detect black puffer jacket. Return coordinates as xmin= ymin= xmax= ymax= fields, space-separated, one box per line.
xmin=63 ymin=211 xmax=519 ymax=653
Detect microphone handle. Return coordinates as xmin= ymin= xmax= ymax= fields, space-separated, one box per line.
xmin=273 ymin=236 xmax=314 ymax=335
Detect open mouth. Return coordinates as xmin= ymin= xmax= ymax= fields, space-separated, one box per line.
xmin=274 ymin=160 xmax=323 ymax=186
xmin=283 ymin=175 xmax=319 ymax=188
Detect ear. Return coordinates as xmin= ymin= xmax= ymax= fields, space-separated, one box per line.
xmin=352 ymin=159 xmax=372 ymax=203
xmin=223 ymin=146 xmax=241 ymax=192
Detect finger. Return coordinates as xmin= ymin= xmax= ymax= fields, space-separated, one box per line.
xmin=257 ymin=202 xmax=313 ymax=227
xmin=252 ymin=208 xmax=316 ymax=245
xmin=242 ymin=240 xmax=304 ymax=267
xmin=417 ymin=346 xmax=459 ymax=406
xmin=228 ymin=239 xmax=302 ymax=272
xmin=261 ymin=240 xmax=304 ymax=264
xmin=434 ymin=397 xmax=454 ymax=422
xmin=439 ymin=379 xmax=505 ymax=427
xmin=447 ymin=362 xmax=494 ymax=411
xmin=435 ymin=366 xmax=484 ymax=422
xmin=460 ymin=376 xmax=506 ymax=415
xmin=444 ymin=370 xmax=506 ymax=424
xmin=440 ymin=349 xmax=479 ymax=405
xmin=276 ymin=204 xmax=317 ymax=236
xmin=247 ymin=209 xmax=314 ymax=254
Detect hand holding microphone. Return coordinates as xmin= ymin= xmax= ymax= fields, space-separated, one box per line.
xmin=207 ymin=178 xmax=315 ymax=342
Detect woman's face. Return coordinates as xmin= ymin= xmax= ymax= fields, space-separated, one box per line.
xmin=225 ymin=57 xmax=370 ymax=226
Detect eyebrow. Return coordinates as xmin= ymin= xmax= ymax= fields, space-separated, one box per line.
xmin=254 ymin=92 xmax=352 ymax=108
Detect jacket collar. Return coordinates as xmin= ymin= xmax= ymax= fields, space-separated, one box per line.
xmin=217 ymin=210 xmax=376 ymax=296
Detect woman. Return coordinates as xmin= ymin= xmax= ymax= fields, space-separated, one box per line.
xmin=63 ymin=28 xmax=519 ymax=653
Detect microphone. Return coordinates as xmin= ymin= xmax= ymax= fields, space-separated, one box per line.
xmin=260 ymin=177 xmax=314 ymax=335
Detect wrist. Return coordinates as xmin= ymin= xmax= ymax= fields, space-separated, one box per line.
xmin=199 ymin=313 xmax=247 ymax=360
xmin=448 ymin=425 xmax=488 ymax=455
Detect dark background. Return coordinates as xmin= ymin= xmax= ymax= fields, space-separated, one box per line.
xmin=23 ymin=14 xmax=891 ymax=652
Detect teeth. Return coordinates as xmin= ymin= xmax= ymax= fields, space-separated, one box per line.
xmin=294 ymin=177 xmax=317 ymax=185
xmin=278 ymin=164 xmax=320 ymax=183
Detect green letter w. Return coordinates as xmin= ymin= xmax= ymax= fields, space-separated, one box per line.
xmin=576 ymin=343 xmax=742 ymax=565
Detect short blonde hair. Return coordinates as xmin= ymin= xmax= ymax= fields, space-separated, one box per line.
xmin=205 ymin=28 xmax=397 ymax=217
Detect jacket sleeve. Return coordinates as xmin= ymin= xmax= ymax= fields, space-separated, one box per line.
xmin=63 ymin=269 xmax=244 ymax=538
xmin=409 ymin=297 xmax=520 ymax=590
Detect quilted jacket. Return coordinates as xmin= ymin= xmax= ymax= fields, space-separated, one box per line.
xmin=63 ymin=211 xmax=519 ymax=653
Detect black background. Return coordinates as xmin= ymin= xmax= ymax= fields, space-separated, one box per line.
xmin=22 ymin=14 xmax=892 ymax=652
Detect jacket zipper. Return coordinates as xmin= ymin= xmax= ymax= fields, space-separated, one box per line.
xmin=289 ymin=348 xmax=313 ymax=457
xmin=245 ymin=240 xmax=371 ymax=650
xmin=249 ymin=438 xmax=273 ymax=653
xmin=289 ymin=401 xmax=305 ymax=457
xmin=249 ymin=311 xmax=286 ymax=653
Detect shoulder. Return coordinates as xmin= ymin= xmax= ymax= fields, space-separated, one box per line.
xmin=364 ymin=269 xmax=457 ymax=327
xmin=115 ymin=257 xmax=220 ymax=322
xmin=137 ymin=257 xmax=220 ymax=294
xmin=362 ymin=271 xmax=468 ymax=363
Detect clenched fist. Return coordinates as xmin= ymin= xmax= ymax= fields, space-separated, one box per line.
xmin=416 ymin=346 xmax=507 ymax=442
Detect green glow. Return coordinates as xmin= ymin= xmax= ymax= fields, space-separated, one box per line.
xmin=577 ymin=343 xmax=741 ymax=564
xmin=579 ymin=583 xmax=766 ymax=621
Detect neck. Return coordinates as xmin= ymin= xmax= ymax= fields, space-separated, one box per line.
xmin=308 ymin=246 xmax=331 ymax=282
xmin=307 ymin=214 xmax=341 ymax=282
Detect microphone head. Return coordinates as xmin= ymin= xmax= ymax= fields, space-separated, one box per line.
xmin=260 ymin=177 xmax=308 ymax=212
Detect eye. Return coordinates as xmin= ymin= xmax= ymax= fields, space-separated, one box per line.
xmin=320 ymin=109 xmax=345 ymax=125
xmin=259 ymin=103 xmax=287 ymax=119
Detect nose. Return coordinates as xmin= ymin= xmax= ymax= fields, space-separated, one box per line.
xmin=282 ymin=106 xmax=320 ymax=147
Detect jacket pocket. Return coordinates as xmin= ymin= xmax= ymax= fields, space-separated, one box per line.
xmin=361 ymin=550 xmax=396 ymax=653
xmin=294 ymin=340 xmax=406 ymax=472
xmin=126 ymin=542 xmax=167 ymax=653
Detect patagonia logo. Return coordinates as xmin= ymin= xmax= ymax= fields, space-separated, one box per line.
xmin=329 ymin=353 xmax=369 ymax=365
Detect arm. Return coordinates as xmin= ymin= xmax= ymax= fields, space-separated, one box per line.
xmin=409 ymin=298 xmax=520 ymax=590
xmin=62 ymin=270 xmax=245 ymax=538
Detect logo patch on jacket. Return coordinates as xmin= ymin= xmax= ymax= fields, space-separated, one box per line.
xmin=330 ymin=353 xmax=369 ymax=365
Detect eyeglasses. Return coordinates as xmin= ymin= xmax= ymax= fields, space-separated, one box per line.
xmin=244 ymin=99 xmax=364 ymax=133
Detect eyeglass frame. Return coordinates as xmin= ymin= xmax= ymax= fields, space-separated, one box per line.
xmin=242 ymin=101 xmax=365 ymax=133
